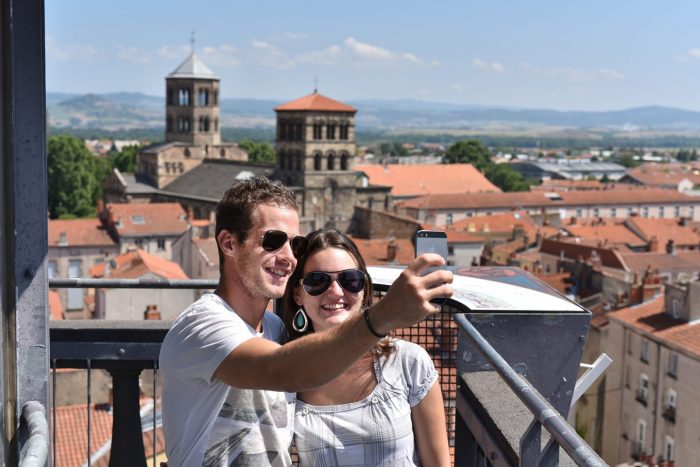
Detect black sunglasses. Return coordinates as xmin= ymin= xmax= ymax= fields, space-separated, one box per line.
xmin=261 ymin=230 xmax=308 ymax=258
xmin=301 ymin=269 xmax=367 ymax=296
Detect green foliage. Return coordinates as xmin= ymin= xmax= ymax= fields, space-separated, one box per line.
xmin=485 ymin=164 xmax=532 ymax=192
xmin=618 ymin=154 xmax=640 ymax=168
xmin=47 ymin=135 xmax=99 ymax=218
xmin=109 ymin=145 xmax=139 ymax=173
xmin=239 ymin=140 xmax=275 ymax=164
xmin=378 ymin=141 xmax=409 ymax=157
xmin=601 ymin=174 xmax=611 ymax=183
xmin=444 ymin=140 xmax=492 ymax=172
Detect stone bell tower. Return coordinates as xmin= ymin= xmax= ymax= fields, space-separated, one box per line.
xmin=274 ymin=91 xmax=358 ymax=230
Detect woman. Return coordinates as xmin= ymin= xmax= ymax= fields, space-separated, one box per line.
xmin=281 ymin=229 xmax=450 ymax=467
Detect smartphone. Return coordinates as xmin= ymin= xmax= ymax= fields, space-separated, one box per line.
xmin=415 ymin=230 xmax=448 ymax=275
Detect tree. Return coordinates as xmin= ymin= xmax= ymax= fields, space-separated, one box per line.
xmin=109 ymin=145 xmax=139 ymax=173
xmin=484 ymin=164 xmax=531 ymax=192
xmin=47 ymin=135 xmax=98 ymax=218
xmin=239 ymin=140 xmax=275 ymax=164
xmin=444 ymin=140 xmax=492 ymax=172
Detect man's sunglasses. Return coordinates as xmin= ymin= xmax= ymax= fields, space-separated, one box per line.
xmin=261 ymin=230 xmax=308 ymax=258
xmin=301 ymin=269 xmax=367 ymax=296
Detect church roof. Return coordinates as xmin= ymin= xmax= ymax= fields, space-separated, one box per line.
xmin=275 ymin=92 xmax=356 ymax=112
xmin=167 ymin=51 xmax=218 ymax=80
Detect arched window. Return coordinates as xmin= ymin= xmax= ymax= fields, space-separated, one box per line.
xmin=340 ymin=152 xmax=349 ymax=170
xmin=179 ymin=89 xmax=190 ymax=106
xmin=295 ymin=153 xmax=303 ymax=171
xmin=339 ymin=123 xmax=349 ymax=140
xmin=279 ymin=151 xmax=286 ymax=169
xmin=314 ymin=152 xmax=322 ymax=170
xmin=313 ymin=123 xmax=322 ymax=140
xmin=198 ymin=89 xmax=209 ymax=106
xmin=220 ymin=148 xmax=226 ymax=158
xmin=198 ymin=117 xmax=205 ymax=132
xmin=327 ymin=152 xmax=336 ymax=170
xmin=204 ymin=117 xmax=210 ymax=132
xmin=184 ymin=148 xmax=191 ymax=158
xmin=327 ymin=124 xmax=336 ymax=140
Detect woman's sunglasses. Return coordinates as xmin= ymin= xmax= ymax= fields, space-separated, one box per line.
xmin=301 ymin=269 xmax=367 ymax=296
xmin=261 ymin=230 xmax=308 ymax=258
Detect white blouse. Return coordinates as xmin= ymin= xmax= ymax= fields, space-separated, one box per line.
xmin=293 ymin=339 xmax=439 ymax=466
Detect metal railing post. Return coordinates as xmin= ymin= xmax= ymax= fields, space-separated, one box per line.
xmin=18 ymin=402 xmax=49 ymax=467
xmin=108 ymin=369 xmax=147 ymax=467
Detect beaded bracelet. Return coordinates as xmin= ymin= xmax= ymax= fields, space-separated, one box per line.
xmin=363 ymin=308 xmax=386 ymax=338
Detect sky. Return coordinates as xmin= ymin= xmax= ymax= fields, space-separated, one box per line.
xmin=45 ymin=1 xmax=700 ymax=111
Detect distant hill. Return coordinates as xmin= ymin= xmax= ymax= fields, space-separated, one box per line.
xmin=46 ymin=92 xmax=700 ymax=132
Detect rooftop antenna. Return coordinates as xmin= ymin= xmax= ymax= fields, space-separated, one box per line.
xmin=314 ymin=74 xmax=318 ymax=94
xmin=190 ymin=31 xmax=195 ymax=54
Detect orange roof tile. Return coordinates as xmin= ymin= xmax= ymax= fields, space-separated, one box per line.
xmin=534 ymin=272 xmax=571 ymax=296
xmin=451 ymin=211 xmax=538 ymax=238
xmin=49 ymin=290 xmax=64 ymax=320
xmin=353 ymin=238 xmax=415 ymax=266
xmin=106 ymin=203 xmax=189 ymax=237
xmin=356 ymin=164 xmax=500 ymax=197
xmin=399 ymin=188 xmax=697 ymax=210
xmin=563 ymin=225 xmax=646 ymax=247
xmin=90 ymin=249 xmax=188 ymax=280
xmin=54 ymin=401 xmax=164 ymax=467
xmin=274 ymin=92 xmax=356 ymax=112
xmin=625 ymin=217 xmax=700 ymax=247
xmin=626 ymin=163 xmax=700 ymax=186
xmin=610 ymin=292 xmax=700 ymax=358
xmin=619 ymin=250 xmax=700 ymax=274
xmin=48 ymin=218 xmax=115 ymax=247
xmin=443 ymin=229 xmax=484 ymax=243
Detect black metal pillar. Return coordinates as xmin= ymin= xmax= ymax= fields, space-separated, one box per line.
xmin=108 ymin=369 xmax=147 ymax=467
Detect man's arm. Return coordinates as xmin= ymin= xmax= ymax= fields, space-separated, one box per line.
xmin=213 ymin=253 xmax=453 ymax=392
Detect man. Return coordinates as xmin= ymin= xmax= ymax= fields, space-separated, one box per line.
xmin=160 ymin=177 xmax=452 ymax=466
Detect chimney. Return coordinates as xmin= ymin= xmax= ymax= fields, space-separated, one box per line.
xmin=666 ymin=239 xmax=676 ymax=255
xmin=58 ymin=232 xmax=68 ymax=247
xmin=512 ymin=223 xmax=525 ymax=240
xmin=144 ymin=304 xmax=161 ymax=320
xmin=679 ymin=217 xmax=688 ymax=227
xmin=570 ymin=216 xmax=576 ymax=225
xmin=386 ymin=238 xmax=397 ymax=262
xmin=648 ymin=235 xmax=658 ymax=253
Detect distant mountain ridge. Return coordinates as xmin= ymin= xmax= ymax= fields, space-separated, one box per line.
xmin=46 ymin=92 xmax=700 ymax=131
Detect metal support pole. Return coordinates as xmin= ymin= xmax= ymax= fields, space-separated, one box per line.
xmin=108 ymin=369 xmax=147 ymax=467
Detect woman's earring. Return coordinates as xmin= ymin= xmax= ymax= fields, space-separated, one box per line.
xmin=292 ymin=307 xmax=309 ymax=333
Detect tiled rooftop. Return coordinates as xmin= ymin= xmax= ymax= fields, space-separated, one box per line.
xmin=104 ymin=202 xmax=189 ymax=237
xmin=563 ymin=224 xmax=646 ymax=248
xmin=356 ymin=163 xmax=500 ymax=197
xmin=90 ymin=249 xmax=188 ymax=280
xmin=48 ymin=218 xmax=115 ymax=247
xmin=399 ymin=188 xmax=697 ymax=210
xmin=450 ymin=211 xmax=538 ymax=238
xmin=353 ymin=238 xmax=415 ymax=266
xmin=625 ymin=216 xmax=700 ymax=248
xmin=610 ymin=291 xmax=700 ymax=358
xmin=274 ymin=92 xmax=356 ymax=112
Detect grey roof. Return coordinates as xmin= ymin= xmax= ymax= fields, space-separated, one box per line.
xmin=167 ymin=52 xmax=218 ymax=80
xmin=161 ymin=159 xmax=274 ymax=202
xmin=121 ymin=173 xmax=158 ymax=195
xmin=514 ymin=161 xmax=626 ymax=173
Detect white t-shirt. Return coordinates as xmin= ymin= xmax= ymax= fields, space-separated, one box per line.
xmin=294 ymin=339 xmax=438 ymax=466
xmin=160 ymin=293 xmax=295 ymax=466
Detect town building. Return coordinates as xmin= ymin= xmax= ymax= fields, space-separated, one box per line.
xmin=619 ymin=162 xmax=700 ymax=192
xmin=397 ymin=188 xmax=700 ymax=227
xmin=98 ymin=202 xmax=189 ymax=260
xmin=48 ymin=218 xmax=119 ymax=318
xmin=601 ymin=284 xmax=700 ymax=465
xmin=510 ymin=159 xmax=626 ymax=181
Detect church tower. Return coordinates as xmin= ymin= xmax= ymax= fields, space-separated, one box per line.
xmin=274 ymin=92 xmax=357 ymax=230
xmin=165 ymin=50 xmax=221 ymax=145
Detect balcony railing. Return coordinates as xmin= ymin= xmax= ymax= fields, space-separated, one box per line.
xmin=49 ymin=270 xmax=606 ymax=466
xmin=662 ymin=405 xmax=676 ymax=423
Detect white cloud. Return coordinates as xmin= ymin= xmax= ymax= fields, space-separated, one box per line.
xmin=471 ymin=58 xmax=506 ymax=74
xmin=157 ymin=45 xmax=191 ymax=60
xmin=201 ymin=44 xmax=239 ymax=66
xmin=688 ymin=48 xmax=700 ymax=58
xmin=249 ymin=39 xmax=295 ymax=69
xmin=46 ymin=36 xmax=100 ymax=62
xmin=521 ymin=62 xmax=624 ymax=81
xmin=115 ymin=44 xmax=150 ymax=64
xmin=598 ymin=68 xmax=625 ymax=80
xmin=298 ymin=37 xmax=432 ymax=68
